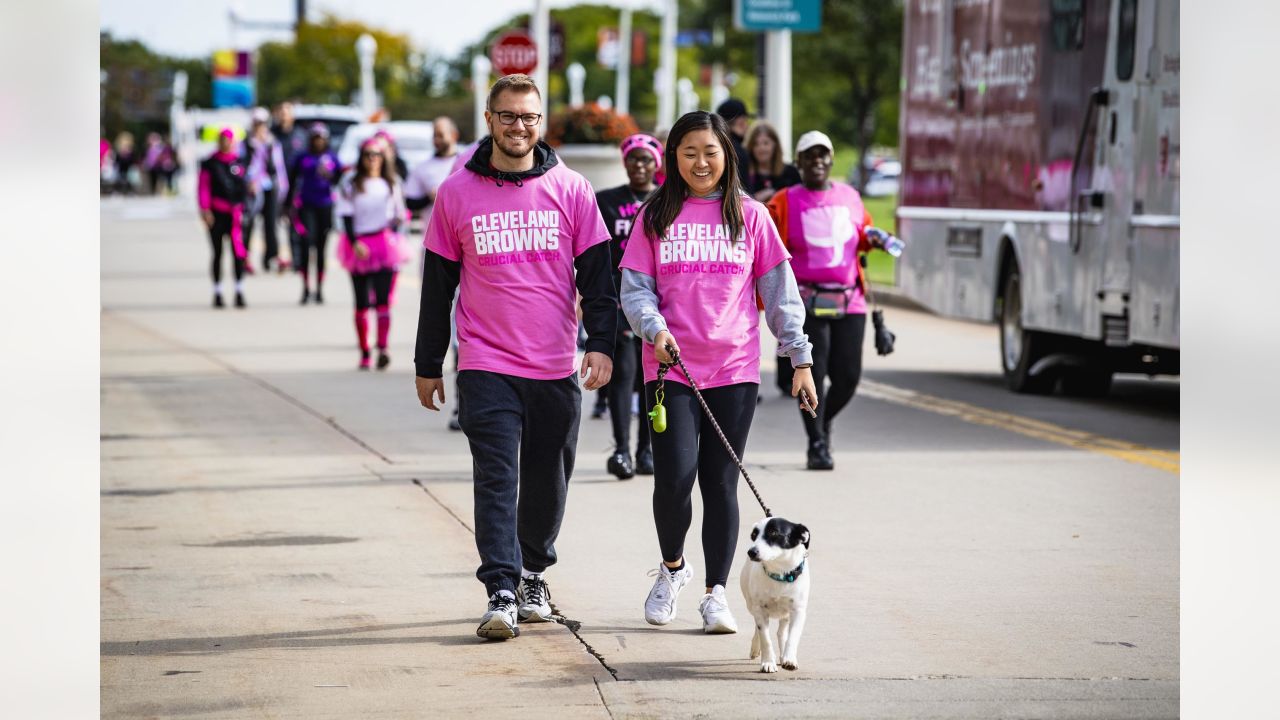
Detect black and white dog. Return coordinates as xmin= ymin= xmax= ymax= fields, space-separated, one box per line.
xmin=739 ymin=516 xmax=810 ymax=673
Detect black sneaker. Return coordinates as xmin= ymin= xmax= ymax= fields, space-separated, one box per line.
xmin=213 ymin=293 xmax=224 ymax=309
xmin=591 ymin=398 xmax=608 ymax=419
xmin=635 ymin=447 xmax=654 ymax=475
xmin=376 ymin=352 xmax=390 ymax=371
xmin=299 ymin=288 xmax=310 ymax=305
xmin=806 ymin=438 xmax=834 ymax=471
xmin=448 ymin=408 xmax=462 ymax=431
xmin=314 ymin=288 xmax=324 ymax=304
xmin=607 ymin=451 xmax=635 ymax=480
xmin=516 ymin=576 xmax=552 ymax=623
xmin=477 ymin=591 xmax=519 ymax=639
xmin=234 ymin=292 xmax=247 ymax=309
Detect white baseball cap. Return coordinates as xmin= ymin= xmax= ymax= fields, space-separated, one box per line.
xmin=794 ymin=130 xmax=834 ymax=156
xmin=251 ymin=107 xmax=271 ymax=124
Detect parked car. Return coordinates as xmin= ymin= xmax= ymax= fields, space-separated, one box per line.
xmin=849 ymin=158 xmax=901 ymax=198
xmin=337 ymin=121 xmax=436 ymax=174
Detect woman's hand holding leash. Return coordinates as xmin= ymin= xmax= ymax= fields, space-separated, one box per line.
xmin=792 ymin=366 xmax=819 ymax=418
xmin=654 ymin=330 xmax=680 ymax=364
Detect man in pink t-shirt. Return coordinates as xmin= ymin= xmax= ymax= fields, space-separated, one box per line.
xmin=413 ymin=75 xmax=616 ymax=640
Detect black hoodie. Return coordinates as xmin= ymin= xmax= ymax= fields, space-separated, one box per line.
xmin=414 ymin=137 xmax=618 ymax=379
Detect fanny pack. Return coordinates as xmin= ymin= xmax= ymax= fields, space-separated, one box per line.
xmin=802 ymin=284 xmax=854 ymax=319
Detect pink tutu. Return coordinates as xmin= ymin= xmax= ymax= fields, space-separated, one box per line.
xmin=336 ymin=228 xmax=413 ymax=274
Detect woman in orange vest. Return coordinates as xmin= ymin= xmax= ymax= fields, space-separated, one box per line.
xmin=767 ymin=131 xmax=891 ymax=470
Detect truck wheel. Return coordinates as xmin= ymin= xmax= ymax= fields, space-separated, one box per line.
xmin=1000 ymin=267 xmax=1054 ymax=394
xmin=1061 ymin=369 xmax=1113 ymax=397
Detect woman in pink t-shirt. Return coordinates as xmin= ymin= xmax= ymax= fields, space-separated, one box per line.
xmin=619 ymin=111 xmax=816 ymax=635
xmin=766 ymin=131 xmax=892 ymax=471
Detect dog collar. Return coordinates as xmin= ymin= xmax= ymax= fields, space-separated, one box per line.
xmin=766 ymin=560 xmax=806 ymax=583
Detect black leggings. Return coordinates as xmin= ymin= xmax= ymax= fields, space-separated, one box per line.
xmin=297 ymin=205 xmax=332 ymax=285
xmin=208 ymin=211 xmax=245 ymax=284
xmin=607 ymin=334 xmax=650 ymax=455
xmin=800 ymin=312 xmax=866 ymax=442
xmin=243 ymin=190 xmax=280 ymax=267
xmin=350 ymin=269 xmax=393 ymax=310
xmin=645 ymin=380 xmax=757 ymax=588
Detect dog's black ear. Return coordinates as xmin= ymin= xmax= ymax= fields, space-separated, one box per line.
xmin=792 ymin=524 xmax=810 ymax=549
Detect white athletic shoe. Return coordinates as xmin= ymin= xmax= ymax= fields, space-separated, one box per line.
xmin=699 ymin=585 xmax=738 ymax=634
xmin=516 ymin=575 xmax=553 ymax=623
xmin=476 ymin=591 xmax=519 ymax=639
xmin=645 ymin=561 xmax=694 ymax=625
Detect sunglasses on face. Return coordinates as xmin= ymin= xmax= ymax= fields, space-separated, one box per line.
xmin=361 ymin=151 xmax=383 ymax=159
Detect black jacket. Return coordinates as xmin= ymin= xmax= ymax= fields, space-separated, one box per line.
xmin=413 ymin=137 xmax=618 ymax=378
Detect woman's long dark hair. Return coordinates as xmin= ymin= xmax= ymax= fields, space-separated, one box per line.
xmin=354 ymin=141 xmax=396 ymax=195
xmin=641 ymin=111 xmax=746 ymax=243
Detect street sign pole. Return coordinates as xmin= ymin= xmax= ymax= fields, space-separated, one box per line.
xmin=532 ymin=0 xmax=550 ymax=128
xmin=616 ymin=5 xmax=632 ymax=116
xmin=657 ymin=0 xmax=678 ymax=132
xmin=764 ymin=29 xmax=792 ymax=159
xmin=472 ymin=54 xmax=492 ymax=141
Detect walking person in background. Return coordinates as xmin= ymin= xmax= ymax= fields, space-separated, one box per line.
xmin=335 ymin=136 xmax=411 ymax=370
xmin=414 ymin=75 xmax=616 ymax=640
xmin=766 ymin=131 xmax=891 ymax=471
xmin=113 ymin=132 xmax=137 ymax=195
xmin=197 ymin=128 xmax=249 ymax=309
xmin=405 ymin=116 xmax=466 ymax=430
xmin=743 ymin=121 xmax=804 ymax=395
xmin=714 ymin=98 xmax=752 ymax=185
xmin=273 ymin=101 xmax=309 ymax=272
xmin=619 ymin=111 xmax=815 ymax=634
xmin=142 ymin=132 xmax=178 ymax=195
xmin=596 ymin=133 xmax=663 ymax=480
xmin=744 ymin=122 xmax=801 ymax=204
xmin=286 ymin=123 xmax=341 ymax=305
xmin=242 ymin=108 xmax=289 ymax=274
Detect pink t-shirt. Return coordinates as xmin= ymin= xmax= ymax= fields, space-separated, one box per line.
xmin=619 ymin=196 xmax=790 ymax=389
xmin=424 ymin=162 xmax=611 ymax=380
xmin=784 ymin=183 xmax=871 ymax=314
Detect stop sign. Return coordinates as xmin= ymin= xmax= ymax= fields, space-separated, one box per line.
xmin=490 ymin=30 xmax=539 ymax=76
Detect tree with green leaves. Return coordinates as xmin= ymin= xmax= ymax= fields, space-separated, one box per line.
xmin=101 ymin=32 xmax=212 ymax=139
xmin=256 ymin=15 xmax=418 ymax=115
xmin=791 ymin=0 xmax=903 ymax=189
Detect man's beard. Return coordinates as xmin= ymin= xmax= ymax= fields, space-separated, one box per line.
xmin=495 ymin=135 xmax=535 ymax=160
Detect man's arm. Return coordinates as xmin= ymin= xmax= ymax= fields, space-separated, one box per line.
xmin=574 ymin=241 xmax=617 ymax=358
xmin=414 ymin=249 xmax=462 ymax=378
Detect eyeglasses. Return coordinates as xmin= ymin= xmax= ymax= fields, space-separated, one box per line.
xmin=493 ymin=111 xmax=543 ymax=127
xmin=361 ymin=151 xmax=383 ymax=159
xmin=625 ymin=154 xmax=656 ymax=166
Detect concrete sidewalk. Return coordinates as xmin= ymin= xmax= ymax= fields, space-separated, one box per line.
xmin=101 ymin=198 xmax=1177 ymax=719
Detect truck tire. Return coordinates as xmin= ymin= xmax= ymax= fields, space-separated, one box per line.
xmin=999 ymin=267 xmax=1054 ymax=394
xmin=1061 ymin=368 xmax=1113 ymax=397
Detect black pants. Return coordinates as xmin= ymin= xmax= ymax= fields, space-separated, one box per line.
xmin=457 ymin=370 xmax=582 ymax=597
xmin=350 ymin=269 xmax=393 ymax=310
xmin=244 ymin=190 xmax=280 ymax=267
xmin=800 ymin=312 xmax=866 ymax=442
xmin=606 ymin=333 xmax=650 ymax=456
xmin=297 ymin=205 xmax=332 ymax=286
xmin=208 ymin=211 xmax=245 ymax=285
xmin=645 ymin=380 xmax=757 ymax=588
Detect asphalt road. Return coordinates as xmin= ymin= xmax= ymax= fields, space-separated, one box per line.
xmin=100 ymin=196 xmax=1178 ymax=719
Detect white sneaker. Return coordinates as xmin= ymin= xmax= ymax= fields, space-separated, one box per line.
xmin=516 ymin=575 xmax=552 ymax=623
xmin=645 ymin=561 xmax=694 ymax=625
xmin=699 ymin=585 xmax=738 ymax=634
xmin=477 ymin=590 xmax=519 ymax=639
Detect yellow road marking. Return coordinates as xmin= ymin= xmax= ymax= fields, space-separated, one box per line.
xmin=859 ymin=380 xmax=1179 ymax=475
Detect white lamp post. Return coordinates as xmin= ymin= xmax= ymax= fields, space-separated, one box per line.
xmin=567 ymin=62 xmax=586 ymax=107
xmin=356 ymin=33 xmax=378 ymax=119
xmin=472 ymin=54 xmax=492 ymax=140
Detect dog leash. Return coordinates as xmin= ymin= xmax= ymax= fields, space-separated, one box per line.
xmin=650 ymin=346 xmax=774 ymax=518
